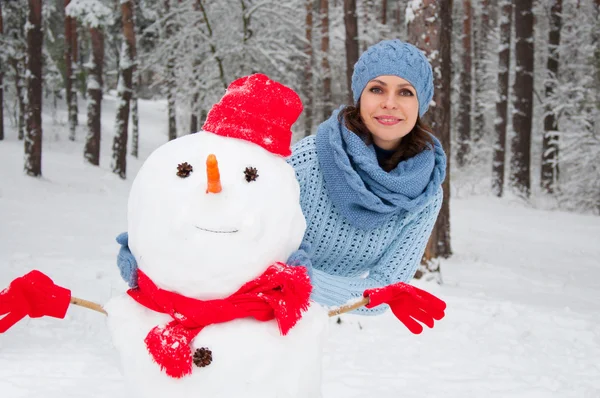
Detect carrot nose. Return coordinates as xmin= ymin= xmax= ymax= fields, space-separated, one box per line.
xmin=206 ymin=154 xmax=222 ymax=194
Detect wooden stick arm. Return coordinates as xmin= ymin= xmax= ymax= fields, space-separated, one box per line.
xmin=69 ymin=294 xmax=370 ymax=318
xmin=328 ymin=296 xmax=369 ymax=317
xmin=70 ymin=296 xmax=107 ymax=315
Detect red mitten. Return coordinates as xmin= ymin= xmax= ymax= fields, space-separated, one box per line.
xmin=363 ymin=282 xmax=446 ymax=334
xmin=0 ymin=270 xmax=72 ymax=333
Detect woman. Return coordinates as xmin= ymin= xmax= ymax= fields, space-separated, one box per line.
xmin=116 ymin=39 xmax=446 ymax=315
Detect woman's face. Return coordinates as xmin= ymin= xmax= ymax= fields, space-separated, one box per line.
xmin=359 ymin=75 xmax=419 ymax=150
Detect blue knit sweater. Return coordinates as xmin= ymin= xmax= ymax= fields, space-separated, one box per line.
xmin=288 ymin=110 xmax=445 ymax=315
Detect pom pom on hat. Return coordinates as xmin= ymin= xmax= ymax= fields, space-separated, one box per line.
xmin=351 ymin=39 xmax=434 ymax=117
xmin=202 ymin=74 xmax=303 ymax=157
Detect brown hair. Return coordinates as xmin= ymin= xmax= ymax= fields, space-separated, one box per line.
xmin=338 ymin=103 xmax=435 ymax=172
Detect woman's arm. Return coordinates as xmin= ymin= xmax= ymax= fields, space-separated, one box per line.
xmin=310 ymin=188 xmax=443 ymax=315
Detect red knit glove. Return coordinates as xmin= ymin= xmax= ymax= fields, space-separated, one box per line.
xmin=0 ymin=270 xmax=72 ymax=333
xmin=363 ymin=282 xmax=446 ymax=334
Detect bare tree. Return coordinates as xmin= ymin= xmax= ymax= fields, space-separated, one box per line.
xmin=457 ymin=0 xmax=472 ymax=167
xmin=84 ymin=26 xmax=104 ymax=166
xmin=24 ymin=0 xmax=43 ymax=177
xmin=111 ymin=0 xmax=136 ymax=179
xmin=304 ymin=0 xmax=315 ymax=137
xmin=320 ymin=0 xmax=332 ymax=118
xmin=492 ymin=0 xmax=512 ymax=197
xmin=407 ymin=0 xmax=454 ymax=271
xmin=344 ymin=0 xmax=359 ymax=105
xmin=541 ymin=0 xmax=563 ymax=194
xmin=65 ymin=0 xmax=78 ymax=141
xmin=510 ymin=0 xmax=534 ymax=198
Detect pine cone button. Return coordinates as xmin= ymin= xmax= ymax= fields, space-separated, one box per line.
xmin=193 ymin=347 xmax=213 ymax=368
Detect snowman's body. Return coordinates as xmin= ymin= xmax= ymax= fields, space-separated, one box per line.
xmin=105 ymin=130 xmax=328 ymax=398
xmin=106 ymin=295 xmax=326 ymax=398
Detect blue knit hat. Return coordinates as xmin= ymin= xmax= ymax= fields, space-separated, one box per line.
xmin=351 ymin=39 xmax=434 ymax=117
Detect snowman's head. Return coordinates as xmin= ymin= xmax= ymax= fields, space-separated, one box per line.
xmin=127 ymin=74 xmax=306 ymax=298
xmin=127 ymin=132 xmax=306 ymax=297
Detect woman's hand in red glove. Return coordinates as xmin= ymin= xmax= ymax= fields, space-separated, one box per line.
xmin=363 ymin=282 xmax=446 ymax=334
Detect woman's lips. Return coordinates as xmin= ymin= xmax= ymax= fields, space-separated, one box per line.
xmin=374 ymin=116 xmax=402 ymax=126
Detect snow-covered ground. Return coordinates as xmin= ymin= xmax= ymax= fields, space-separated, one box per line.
xmin=0 ymin=96 xmax=599 ymax=397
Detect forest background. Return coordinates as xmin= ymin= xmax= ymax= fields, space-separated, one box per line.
xmin=0 ymin=0 xmax=599 ymax=273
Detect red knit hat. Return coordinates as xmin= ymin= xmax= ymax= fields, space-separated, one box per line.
xmin=202 ymin=74 xmax=303 ymax=157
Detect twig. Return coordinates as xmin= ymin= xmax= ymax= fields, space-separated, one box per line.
xmin=328 ymin=297 xmax=369 ymax=317
xmin=70 ymin=296 xmax=107 ymax=316
xmin=70 ymin=295 xmax=369 ymax=318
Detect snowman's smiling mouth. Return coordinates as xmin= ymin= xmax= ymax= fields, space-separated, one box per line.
xmin=194 ymin=225 xmax=239 ymax=234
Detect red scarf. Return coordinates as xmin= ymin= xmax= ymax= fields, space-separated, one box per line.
xmin=127 ymin=263 xmax=312 ymax=378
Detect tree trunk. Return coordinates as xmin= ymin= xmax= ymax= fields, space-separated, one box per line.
xmin=12 ymin=58 xmax=26 ymax=140
xmin=131 ymin=72 xmax=139 ymax=156
xmin=320 ymin=0 xmax=332 ymax=118
xmin=492 ymin=0 xmax=512 ymax=197
xmin=24 ymin=0 xmax=43 ymax=177
xmin=0 ymin=1 xmax=4 ymax=141
xmin=510 ymin=0 xmax=534 ymax=198
xmin=190 ymin=92 xmax=199 ymax=134
xmin=407 ymin=0 xmax=453 ymax=269
xmin=167 ymin=58 xmax=177 ymax=141
xmin=473 ymin=0 xmax=489 ymax=143
xmin=344 ymin=0 xmax=359 ymax=105
xmin=541 ymin=0 xmax=562 ymax=194
xmin=304 ymin=0 xmax=314 ymax=137
xmin=164 ymin=0 xmax=177 ymax=141
xmin=457 ymin=0 xmax=472 ymax=168
xmin=65 ymin=0 xmax=78 ymax=141
xmin=111 ymin=0 xmax=136 ymax=179
xmin=84 ymin=27 xmax=104 ymax=166
xmin=381 ymin=0 xmax=386 ymax=25
xmin=361 ymin=0 xmax=373 ymax=52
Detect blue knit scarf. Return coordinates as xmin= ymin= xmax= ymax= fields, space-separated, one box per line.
xmin=315 ymin=108 xmax=446 ymax=230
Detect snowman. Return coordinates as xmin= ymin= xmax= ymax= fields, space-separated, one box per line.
xmin=104 ymin=74 xmax=329 ymax=398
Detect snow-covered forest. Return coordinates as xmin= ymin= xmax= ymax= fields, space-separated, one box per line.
xmin=1 ymin=1 xmax=600 ymax=396
xmin=1 ymin=2 xmax=598 ymax=260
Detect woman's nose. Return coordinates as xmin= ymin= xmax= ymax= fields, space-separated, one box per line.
xmin=381 ymin=95 xmax=398 ymax=109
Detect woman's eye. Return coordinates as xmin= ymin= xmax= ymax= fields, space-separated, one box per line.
xmin=369 ymin=86 xmax=383 ymax=94
xmin=176 ymin=162 xmax=193 ymax=178
xmin=244 ymin=166 xmax=259 ymax=182
xmin=399 ymin=89 xmax=414 ymax=96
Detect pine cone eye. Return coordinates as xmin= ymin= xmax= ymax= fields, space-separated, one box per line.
xmin=244 ymin=166 xmax=259 ymax=182
xmin=177 ymin=162 xmax=193 ymax=178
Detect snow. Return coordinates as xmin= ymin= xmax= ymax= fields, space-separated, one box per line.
xmin=1 ymin=94 xmax=600 ymax=397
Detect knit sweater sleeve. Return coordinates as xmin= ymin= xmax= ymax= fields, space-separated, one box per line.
xmin=310 ymin=187 xmax=444 ymax=315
